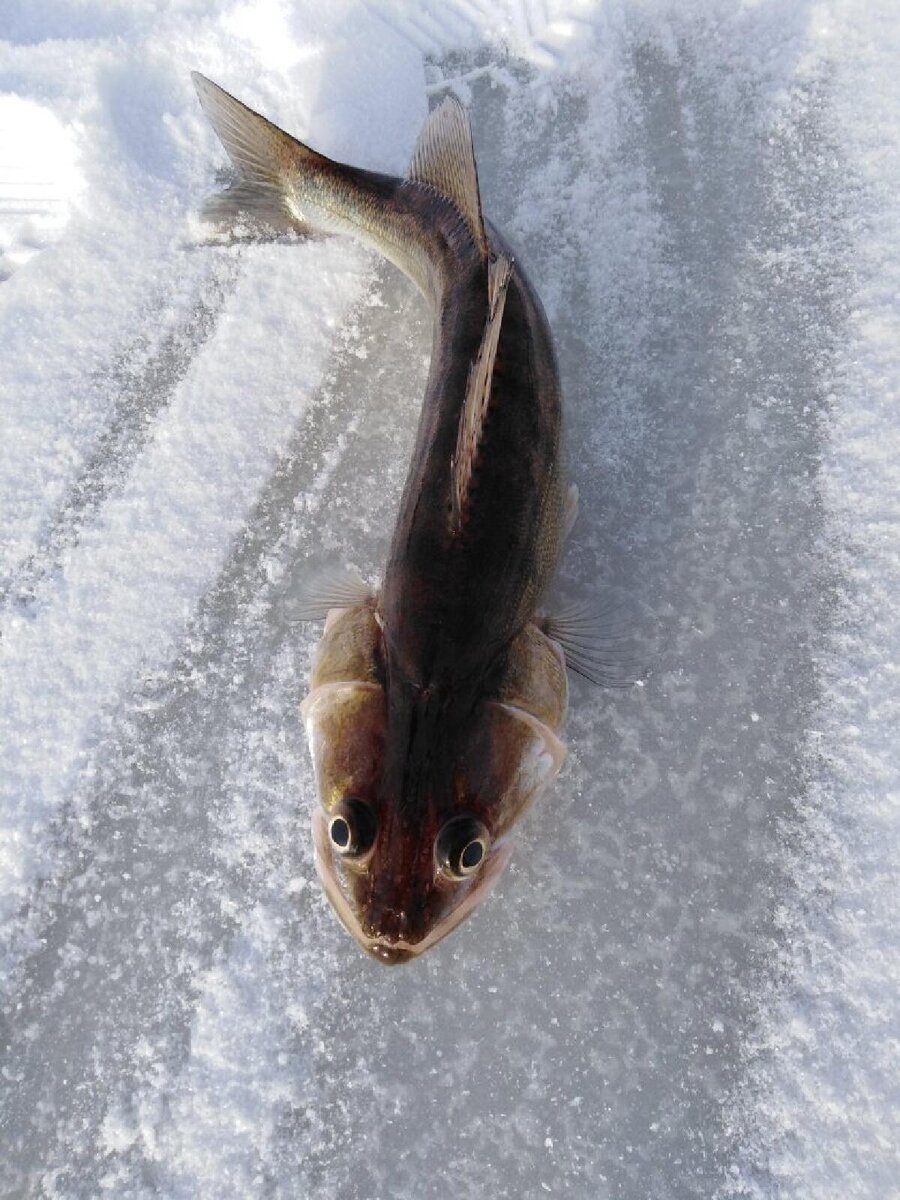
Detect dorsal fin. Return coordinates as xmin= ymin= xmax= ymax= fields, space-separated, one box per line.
xmin=409 ymin=96 xmax=487 ymax=256
xmin=450 ymin=253 xmax=514 ymax=534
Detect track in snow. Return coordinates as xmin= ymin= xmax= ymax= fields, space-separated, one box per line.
xmin=1 ymin=5 xmax=893 ymax=1198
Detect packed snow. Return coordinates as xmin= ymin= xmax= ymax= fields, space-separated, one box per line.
xmin=1 ymin=1 xmax=897 ymax=1197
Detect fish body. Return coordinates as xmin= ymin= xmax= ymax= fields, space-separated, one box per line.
xmin=194 ymin=74 xmax=570 ymax=962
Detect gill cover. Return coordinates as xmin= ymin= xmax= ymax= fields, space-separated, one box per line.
xmin=454 ymin=624 xmax=568 ymax=836
xmin=301 ymin=604 xmax=386 ymax=816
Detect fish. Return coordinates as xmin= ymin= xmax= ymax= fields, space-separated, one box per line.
xmin=193 ymin=73 xmax=625 ymax=964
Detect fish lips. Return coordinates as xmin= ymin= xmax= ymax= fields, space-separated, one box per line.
xmin=310 ymin=808 xmax=513 ymax=964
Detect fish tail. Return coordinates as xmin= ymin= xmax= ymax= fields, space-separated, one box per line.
xmin=193 ymin=71 xmax=412 ymax=253
xmin=192 ymin=73 xmax=491 ymax=295
xmin=192 ymin=72 xmax=328 ymax=239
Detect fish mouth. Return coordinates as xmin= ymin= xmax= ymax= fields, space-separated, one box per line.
xmin=311 ymin=810 xmax=513 ymax=964
xmin=365 ymin=942 xmax=418 ymax=966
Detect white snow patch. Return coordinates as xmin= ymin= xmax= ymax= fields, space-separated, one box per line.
xmin=0 ymin=240 xmax=370 ymax=932
xmin=0 ymin=94 xmax=83 ymax=279
xmin=151 ymin=910 xmax=299 ymax=1199
xmin=724 ymin=4 xmax=900 ymax=1195
xmin=0 ymin=2 xmax=897 ymax=1198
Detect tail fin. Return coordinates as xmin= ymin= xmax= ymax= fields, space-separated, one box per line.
xmin=192 ymin=74 xmax=495 ymax=299
xmin=192 ymin=72 xmax=326 ymax=239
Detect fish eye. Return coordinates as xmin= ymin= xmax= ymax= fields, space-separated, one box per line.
xmin=327 ymin=798 xmax=376 ymax=858
xmin=435 ymin=816 xmax=490 ymax=880
xmin=460 ymin=839 xmax=484 ymax=870
xmin=329 ymin=816 xmax=352 ymax=849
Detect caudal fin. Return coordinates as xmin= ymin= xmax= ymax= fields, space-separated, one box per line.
xmin=192 ymin=72 xmax=325 ymax=239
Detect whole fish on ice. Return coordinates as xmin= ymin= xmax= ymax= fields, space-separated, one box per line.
xmin=193 ymin=73 xmax=626 ymax=963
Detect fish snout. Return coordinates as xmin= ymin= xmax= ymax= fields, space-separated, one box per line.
xmin=359 ymin=890 xmax=433 ymax=960
xmin=366 ymin=941 xmax=417 ymax=965
xmin=362 ymin=901 xmax=421 ymax=947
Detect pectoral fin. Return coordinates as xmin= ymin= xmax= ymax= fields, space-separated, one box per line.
xmin=564 ymin=484 xmax=579 ymax=540
xmin=542 ymin=589 xmax=657 ymax=688
xmin=283 ymin=567 xmax=375 ymax=623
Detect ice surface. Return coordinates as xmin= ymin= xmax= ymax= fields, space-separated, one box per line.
xmin=1 ymin=2 xmax=897 ymax=1198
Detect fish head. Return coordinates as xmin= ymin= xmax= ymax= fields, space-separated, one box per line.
xmin=302 ymin=622 xmax=567 ymax=963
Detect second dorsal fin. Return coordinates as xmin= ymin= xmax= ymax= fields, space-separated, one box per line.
xmin=408 ymin=96 xmax=487 ymax=256
xmin=450 ymin=253 xmax=514 ymax=534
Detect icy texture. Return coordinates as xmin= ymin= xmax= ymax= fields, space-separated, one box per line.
xmin=0 ymin=2 xmax=897 ymax=1198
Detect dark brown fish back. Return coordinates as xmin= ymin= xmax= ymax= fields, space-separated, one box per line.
xmin=381 ymin=235 xmax=565 ymax=694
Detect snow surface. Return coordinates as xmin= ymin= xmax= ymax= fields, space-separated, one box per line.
xmin=1 ymin=1 xmax=897 ymax=1197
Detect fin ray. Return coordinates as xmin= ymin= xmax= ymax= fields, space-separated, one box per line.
xmin=409 ymin=96 xmax=487 ymax=256
xmin=283 ymin=567 xmax=376 ymax=623
xmin=192 ymin=72 xmax=322 ymax=237
xmin=198 ymin=181 xmax=309 ymax=240
xmin=564 ymin=484 xmax=579 ymax=540
xmin=450 ymin=253 xmax=514 ymax=534
xmin=542 ymin=589 xmax=657 ymax=688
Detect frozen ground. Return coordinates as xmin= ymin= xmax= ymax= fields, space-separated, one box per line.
xmin=0 ymin=2 xmax=897 ymax=1197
